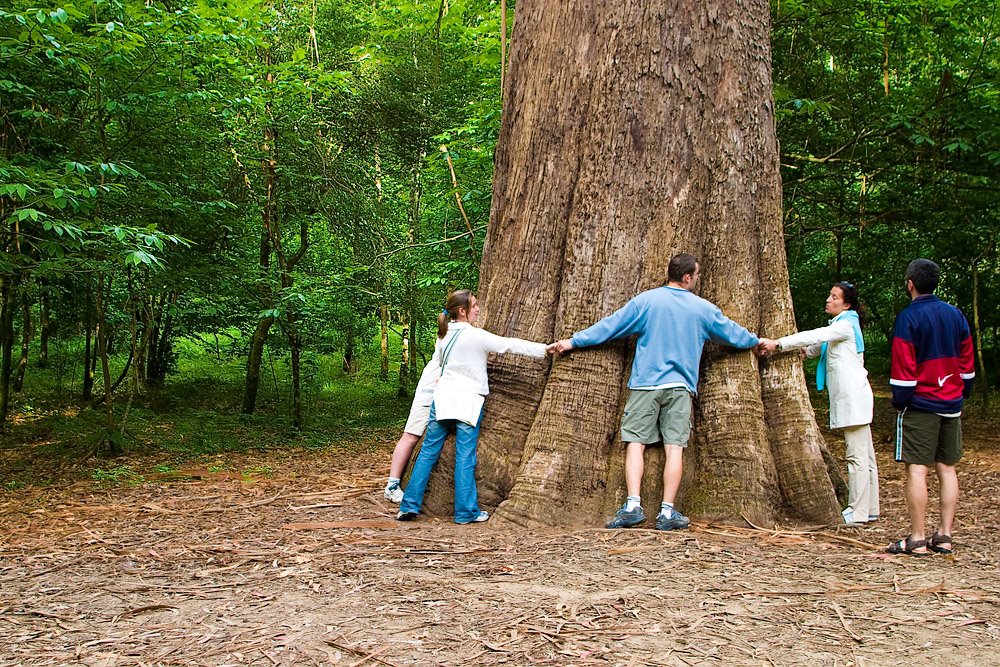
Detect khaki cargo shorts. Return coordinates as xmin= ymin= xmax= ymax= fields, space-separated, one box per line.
xmin=620 ymin=387 xmax=693 ymax=446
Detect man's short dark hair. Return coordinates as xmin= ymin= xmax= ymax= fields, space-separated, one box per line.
xmin=668 ymin=253 xmax=698 ymax=283
xmin=906 ymin=258 xmax=940 ymax=294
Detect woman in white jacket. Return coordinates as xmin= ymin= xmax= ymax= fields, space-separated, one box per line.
xmin=397 ymin=290 xmax=548 ymax=524
xmin=759 ymin=281 xmax=878 ymax=525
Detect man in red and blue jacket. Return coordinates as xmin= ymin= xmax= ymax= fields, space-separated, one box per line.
xmin=886 ymin=259 xmax=975 ymax=556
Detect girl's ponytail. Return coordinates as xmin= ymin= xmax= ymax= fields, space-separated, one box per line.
xmin=438 ymin=289 xmax=475 ymax=339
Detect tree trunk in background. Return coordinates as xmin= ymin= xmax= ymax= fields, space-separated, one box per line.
xmin=972 ymin=251 xmax=989 ymax=399
xmin=135 ymin=295 xmax=158 ymax=386
xmin=38 ymin=288 xmax=50 ymax=369
xmin=142 ymin=296 xmax=161 ymax=386
xmin=147 ymin=293 xmax=176 ymax=387
xmin=0 ymin=277 xmax=14 ymax=426
xmin=288 ymin=318 xmax=302 ymax=429
xmin=419 ymin=0 xmax=839 ymax=527
xmin=13 ymin=289 xmax=30 ymax=392
xmin=105 ymin=322 xmax=117 ymax=357
xmin=82 ymin=294 xmax=94 ymax=401
xmin=242 ymin=316 xmax=275 ymax=416
xmin=398 ymin=321 xmax=410 ymax=398
xmin=94 ymin=275 xmax=116 ymax=440
xmin=408 ymin=313 xmax=418 ymax=377
xmin=343 ymin=323 xmax=356 ymax=374
xmin=407 ymin=158 xmax=421 ymax=381
xmin=379 ymin=303 xmax=389 ymax=381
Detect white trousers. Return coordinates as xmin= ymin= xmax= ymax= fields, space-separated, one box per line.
xmin=843 ymin=424 xmax=879 ymax=521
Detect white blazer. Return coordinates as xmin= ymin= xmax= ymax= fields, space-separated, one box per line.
xmin=778 ymin=318 xmax=874 ymax=429
xmin=432 ymin=322 xmax=547 ymax=425
xmin=411 ymin=358 xmax=440 ymax=409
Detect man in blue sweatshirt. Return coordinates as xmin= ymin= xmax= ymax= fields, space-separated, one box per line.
xmin=548 ymin=253 xmax=759 ymax=530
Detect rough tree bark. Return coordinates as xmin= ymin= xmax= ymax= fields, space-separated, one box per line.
xmin=420 ymin=0 xmax=840 ymax=527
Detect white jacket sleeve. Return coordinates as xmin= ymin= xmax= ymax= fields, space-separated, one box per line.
xmin=412 ymin=358 xmax=440 ymax=403
xmin=430 ymin=339 xmax=443 ymax=365
xmin=778 ymin=320 xmax=853 ymax=352
xmin=476 ymin=329 xmax=548 ymax=358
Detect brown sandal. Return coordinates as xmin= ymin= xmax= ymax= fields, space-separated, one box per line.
xmin=886 ymin=535 xmax=930 ymax=556
xmin=929 ymin=533 xmax=954 ymax=554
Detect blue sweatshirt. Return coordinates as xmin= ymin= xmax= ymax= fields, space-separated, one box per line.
xmin=571 ymin=286 xmax=759 ymax=393
xmin=890 ymin=294 xmax=975 ymax=413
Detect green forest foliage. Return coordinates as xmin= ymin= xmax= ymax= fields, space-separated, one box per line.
xmin=1 ymin=0 xmax=997 ymax=442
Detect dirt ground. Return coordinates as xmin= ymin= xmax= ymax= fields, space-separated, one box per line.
xmin=2 ymin=416 xmax=999 ymax=667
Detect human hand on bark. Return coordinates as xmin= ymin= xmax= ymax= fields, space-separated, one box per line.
xmin=756 ymin=338 xmax=778 ymax=356
xmin=547 ymin=339 xmax=574 ymax=356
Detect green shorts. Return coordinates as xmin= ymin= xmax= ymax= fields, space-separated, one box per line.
xmin=620 ymin=387 xmax=693 ymax=446
xmin=895 ymin=409 xmax=963 ymax=466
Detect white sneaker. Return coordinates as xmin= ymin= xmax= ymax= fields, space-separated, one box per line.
xmin=842 ymin=508 xmax=866 ymax=526
xmin=384 ymin=485 xmax=404 ymax=503
xmin=457 ymin=511 xmax=489 ymax=524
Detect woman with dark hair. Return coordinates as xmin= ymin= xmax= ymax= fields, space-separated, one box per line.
xmin=758 ymin=281 xmax=878 ymax=525
xmin=397 ymin=290 xmax=549 ymax=524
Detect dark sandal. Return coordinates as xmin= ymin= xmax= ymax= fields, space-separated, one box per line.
xmin=886 ymin=535 xmax=930 ymax=556
xmin=929 ymin=533 xmax=954 ymax=554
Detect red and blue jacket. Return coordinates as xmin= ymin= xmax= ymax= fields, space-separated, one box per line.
xmin=890 ymin=295 xmax=975 ymax=413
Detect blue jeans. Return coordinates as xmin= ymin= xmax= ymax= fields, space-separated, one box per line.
xmin=400 ymin=404 xmax=483 ymax=523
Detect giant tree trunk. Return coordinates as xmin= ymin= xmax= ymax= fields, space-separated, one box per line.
xmin=420 ymin=0 xmax=839 ymax=527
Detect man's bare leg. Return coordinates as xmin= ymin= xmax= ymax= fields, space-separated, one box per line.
xmin=934 ymin=462 xmax=958 ymax=542
xmin=661 ymin=444 xmax=684 ymax=505
xmin=624 ymin=442 xmax=646 ymax=498
xmin=891 ymin=463 xmax=930 ymax=554
xmin=655 ymin=444 xmax=690 ymax=530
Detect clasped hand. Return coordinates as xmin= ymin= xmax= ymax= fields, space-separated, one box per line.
xmin=756 ymin=338 xmax=779 ymax=356
xmin=546 ymin=339 xmax=573 ymax=356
